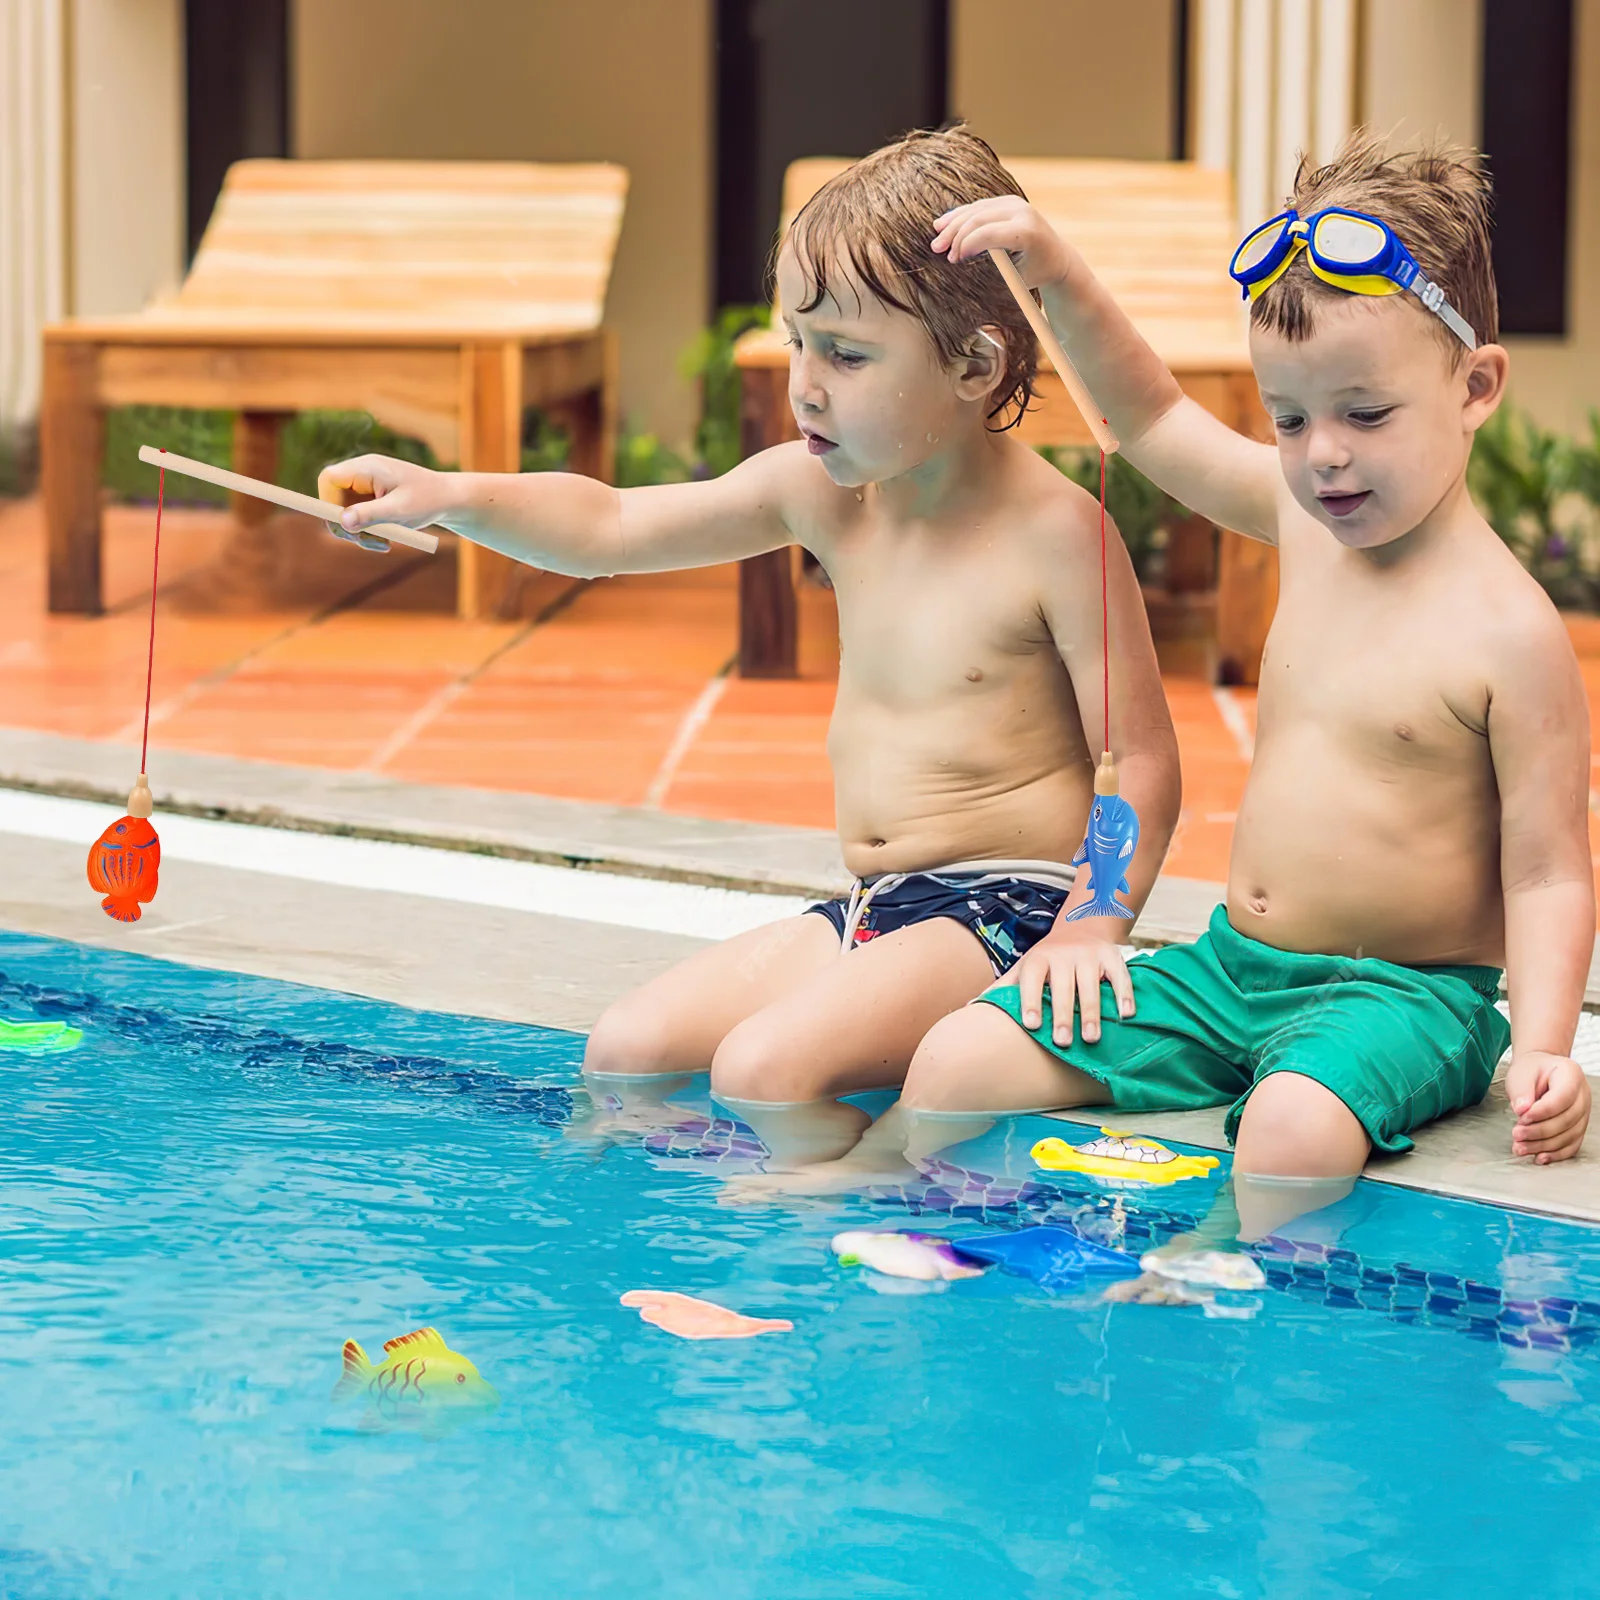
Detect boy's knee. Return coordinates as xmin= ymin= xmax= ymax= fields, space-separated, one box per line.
xmin=902 ymin=1003 xmax=1017 ymax=1112
xmin=1235 ymin=1072 xmax=1370 ymax=1177
xmin=709 ymin=1017 xmax=806 ymax=1104
xmin=583 ymin=998 xmax=681 ymax=1078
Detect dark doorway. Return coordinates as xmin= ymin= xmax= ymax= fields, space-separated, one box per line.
xmin=184 ymin=0 xmax=291 ymax=261
xmin=714 ymin=0 xmax=949 ymax=309
xmin=1480 ymin=0 xmax=1573 ymax=336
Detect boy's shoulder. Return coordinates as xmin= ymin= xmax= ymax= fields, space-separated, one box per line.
xmin=1450 ymin=518 xmax=1573 ymax=653
xmin=999 ymin=440 xmax=1114 ymax=550
xmin=1414 ymin=520 xmax=1580 ymax=712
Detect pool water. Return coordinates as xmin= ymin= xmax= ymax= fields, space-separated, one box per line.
xmin=0 ymin=929 xmax=1596 ymax=1599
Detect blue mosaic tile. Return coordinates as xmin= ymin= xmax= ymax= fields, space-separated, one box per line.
xmin=857 ymin=1162 xmax=1600 ymax=1358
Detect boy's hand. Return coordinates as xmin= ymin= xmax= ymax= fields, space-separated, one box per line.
xmin=1008 ymin=932 xmax=1134 ymax=1048
xmin=318 ymin=454 xmax=453 ymax=536
xmin=930 ymin=197 xmax=1073 ymax=290
xmin=1505 ymin=1051 xmax=1591 ymax=1163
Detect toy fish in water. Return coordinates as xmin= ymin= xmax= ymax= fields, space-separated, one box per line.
xmin=1032 ymin=1130 xmax=1220 ymax=1187
xmin=86 ymin=816 xmax=160 ymax=922
xmin=831 ymin=1230 xmax=988 ymax=1282
xmin=1135 ymin=1249 xmax=1266 ymax=1319
xmin=952 ymin=1225 xmax=1141 ymax=1293
xmin=333 ymin=1327 xmax=499 ymax=1434
xmin=0 ymin=1019 xmax=82 ymax=1053
xmin=1064 ymin=792 xmax=1139 ymax=921
xmin=1142 ymin=1248 xmax=1265 ymax=1293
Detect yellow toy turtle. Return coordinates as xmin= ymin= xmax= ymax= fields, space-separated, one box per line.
xmin=1031 ymin=1129 xmax=1219 ymax=1187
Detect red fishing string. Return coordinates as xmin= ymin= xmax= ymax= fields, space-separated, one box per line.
xmin=140 ymin=462 xmax=165 ymax=773
xmin=1099 ymin=444 xmax=1109 ymax=753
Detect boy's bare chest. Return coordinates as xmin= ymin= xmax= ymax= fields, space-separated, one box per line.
xmin=1263 ymin=552 xmax=1490 ymax=764
xmin=825 ymin=529 xmax=1054 ymax=699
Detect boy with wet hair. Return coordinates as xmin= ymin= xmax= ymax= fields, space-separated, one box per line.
xmin=318 ymin=127 xmax=1181 ymax=1166
xmin=916 ymin=131 xmax=1593 ymax=1180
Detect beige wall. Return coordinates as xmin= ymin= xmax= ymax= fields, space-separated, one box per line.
xmin=293 ymin=0 xmax=710 ymax=453
xmin=1361 ymin=0 xmax=1483 ymax=147
xmin=68 ymin=0 xmax=185 ymax=316
xmin=951 ymin=0 xmax=1176 ymax=158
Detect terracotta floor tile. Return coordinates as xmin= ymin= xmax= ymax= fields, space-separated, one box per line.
xmin=253 ymin=612 xmax=520 ymax=674
xmin=666 ymin=779 xmax=838 ymax=830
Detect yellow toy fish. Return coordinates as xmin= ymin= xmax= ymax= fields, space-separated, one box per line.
xmin=1031 ymin=1129 xmax=1220 ymax=1187
xmin=332 ymin=1326 xmax=499 ymax=1434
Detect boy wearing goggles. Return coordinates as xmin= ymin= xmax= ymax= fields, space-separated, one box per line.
xmin=913 ymin=132 xmax=1592 ymax=1183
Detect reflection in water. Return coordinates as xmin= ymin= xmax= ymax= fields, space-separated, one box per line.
xmin=631 ymin=1093 xmax=1600 ymax=1362
xmin=711 ymin=1093 xmax=872 ymax=1168
xmin=573 ymin=1070 xmax=696 ymax=1150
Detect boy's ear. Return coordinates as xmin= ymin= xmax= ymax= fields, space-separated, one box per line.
xmin=1462 ymin=342 xmax=1510 ymax=429
xmin=951 ymin=323 xmax=1007 ymax=403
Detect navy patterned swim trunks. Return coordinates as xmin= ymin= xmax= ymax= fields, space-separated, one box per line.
xmin=807 ymin=865 xmax=1075 ymax=977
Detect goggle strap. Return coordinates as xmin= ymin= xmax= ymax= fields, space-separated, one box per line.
xmin=1408 ymin=276 xmax=1478 ymax=350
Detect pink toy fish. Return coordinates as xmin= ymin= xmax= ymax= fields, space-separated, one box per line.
xmin=620 ymin=1290 xmax=793 ymax=1340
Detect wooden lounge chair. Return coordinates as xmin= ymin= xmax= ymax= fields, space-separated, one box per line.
xmin=41 ymin=158 xmax=627 ymax=619
xmin=734 ymin=157 xmax=1277 ymax=684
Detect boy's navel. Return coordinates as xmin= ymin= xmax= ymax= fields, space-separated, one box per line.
xmin=966 ymin=667 xmax=983 ymax=682
xmin=1395 ymin=723 xmax=1414 ymax=742
xmin=1246 ymin=889 xmax=1269 ymax=915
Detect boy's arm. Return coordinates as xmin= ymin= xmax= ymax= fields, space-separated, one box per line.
xmin=1009 ymin=505 xmax=1182 ymax=1047
xmin=932 ymin=198 xmax=1283 ymax=544
xmin=1488 ymin=609 xmax=1594 ymax=1163
xmin=318 ymin=443 xmax=804 ymax=578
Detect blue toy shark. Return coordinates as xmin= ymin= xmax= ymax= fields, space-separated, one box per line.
xmin=1064 ymin=790 xmax=1140 ymax=921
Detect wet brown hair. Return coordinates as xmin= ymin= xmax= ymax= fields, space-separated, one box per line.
xmin=1252 ymin=129 xmax=1498 ymax=360
xmin=778 ymin=126 xmax=1039 ymax=428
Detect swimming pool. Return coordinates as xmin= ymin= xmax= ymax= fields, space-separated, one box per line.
xmin=0 ymin=928 xmax=1595 ymax=1599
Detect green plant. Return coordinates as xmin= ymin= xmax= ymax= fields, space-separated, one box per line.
xmin=612 ymin=429 xmax=692 ymax=488
xmin=679 ymin=304 xmax=770 ymax=478
xmin=104 ymin=406 xmax=233 ymax=503
xmin=1468 ymin=403 xmax=1600 ymax=609
xmin=102 ymin=404 xmax=576 ymax=505
xmin=1037 ymin=445 xmax=1181 ymax=581
xmin=0 ymin=425 xmax=33 ymax=498
xmin=520 ymin=411 xmax=570 ymax=474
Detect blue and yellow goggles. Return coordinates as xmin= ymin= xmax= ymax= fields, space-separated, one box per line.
xmin=1229 ymin=206 xmax=1477 ymax=351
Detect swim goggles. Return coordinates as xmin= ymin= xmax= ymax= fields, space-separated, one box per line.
xmin=1228 ymin=207 xmax=1477 ymax=350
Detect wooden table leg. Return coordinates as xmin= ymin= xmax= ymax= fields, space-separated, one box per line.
xmin=559 ymin=328 xmax=620 ymax=484
xmin=457 ymin=340 xmax=525 ymax=620
xmin=232 ymin=411 xmax=288 ymax=526
xmin=1214 ymin=375 xmax=1280 ymax=686
xmin=736 ymin=362 xmax=798 ymax=678
xmin=1165 ymin=511 xmax=1217 ymax=593
xmin=1216 ymin=529 xmax=1279 ymax=685
xmin=740 ymin=549 xmax=799 ymax=677
xmin=41 ymin=339 xmax=106 ymax=615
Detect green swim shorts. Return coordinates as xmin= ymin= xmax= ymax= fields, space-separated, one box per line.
xmin=976 ymin=905 xmax=1509 ymax=1154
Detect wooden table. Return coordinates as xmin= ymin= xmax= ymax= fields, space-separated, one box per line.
xmin=42 ymin=160 xmax=627 ymax=621
xmin=735 ymin=157 xmax=1279 ymax=684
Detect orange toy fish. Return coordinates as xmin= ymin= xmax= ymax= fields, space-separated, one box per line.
xmin=620 ymin=1289 xmax=793 ymax=1340
xmin=87 ymin=776 xmax=160 ymax=922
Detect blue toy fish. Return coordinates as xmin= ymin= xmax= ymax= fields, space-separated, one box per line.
xmin=950 ymin=1226 xmax=1141 ymax=1294
xmin=1064 ymin=789 xmax=1140 ymax=921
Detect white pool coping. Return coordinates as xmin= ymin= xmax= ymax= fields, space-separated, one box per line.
xmin=3 ymin=789 xmax=809 ymax=943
